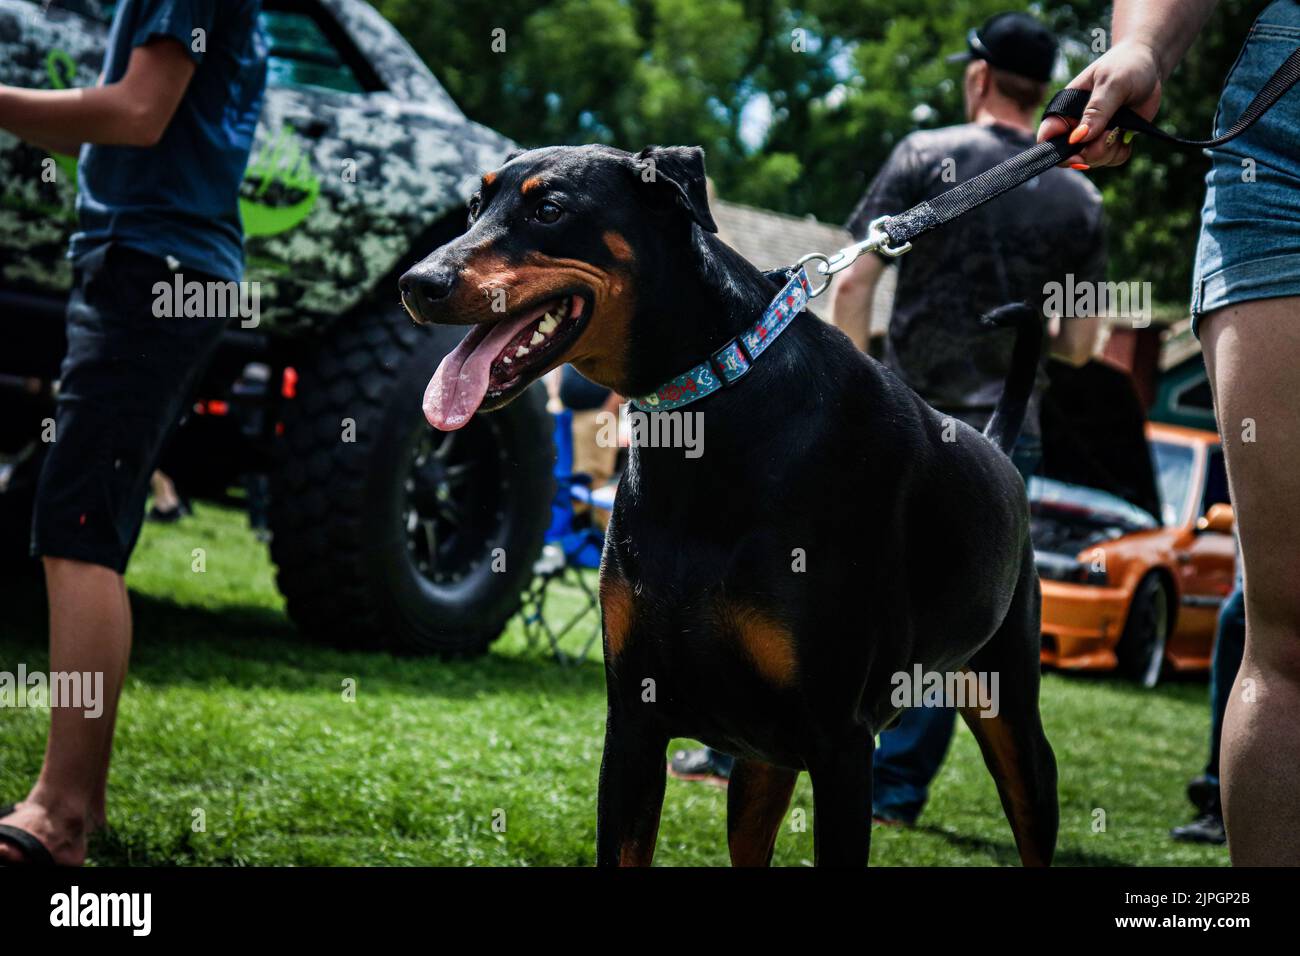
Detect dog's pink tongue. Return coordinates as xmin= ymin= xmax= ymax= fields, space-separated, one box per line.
xmin=423 ymin=313 xmax=537 ymax=430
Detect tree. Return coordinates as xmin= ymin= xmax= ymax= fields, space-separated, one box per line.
xmin=377 ymin=0 xmax=1261 ymax=303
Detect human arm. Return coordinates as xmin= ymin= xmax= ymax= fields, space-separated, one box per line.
xmin=830 ymin=253 xmax=886 ymax=353
xmin=833 ymin=137 xmax=925 ymax=350
xmin=0 ymin=38 xmax=197 ymax=153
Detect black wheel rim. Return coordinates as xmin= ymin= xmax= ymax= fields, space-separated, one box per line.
xmin=402 ymin=418 xmax=509 ymax=587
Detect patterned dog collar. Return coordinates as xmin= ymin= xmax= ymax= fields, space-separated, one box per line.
xmin=630 ymin=266 xmax=813 ymax=412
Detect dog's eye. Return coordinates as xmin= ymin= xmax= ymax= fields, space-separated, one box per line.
xmin=467 ymin=195 xmax=482 ymax=221
xmin=534 ymin=200 xmax=563 ymax=224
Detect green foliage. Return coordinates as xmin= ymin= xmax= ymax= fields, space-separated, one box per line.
xmin=377 ymin=0 xmax=1263 ymax=303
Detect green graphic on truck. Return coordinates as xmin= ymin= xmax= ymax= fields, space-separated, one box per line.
xmin=240 ymin=124 xmax=321 ymax=237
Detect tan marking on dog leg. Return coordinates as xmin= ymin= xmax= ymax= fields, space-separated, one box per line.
xmin=601 ymin=574 xmax=635 ymax=659
xmin=958 ymin=677 xmax=1054 ymax=867
xmin=728 ymin=759 xmax=799 ymax=866
xmin=725 ymin=605 xmax=798 ymax=686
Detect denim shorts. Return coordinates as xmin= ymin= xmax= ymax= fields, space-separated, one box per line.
xmin=30 ymin=243 xmax=228 ymax=573
xmin=1191 ymin=0 xmax=1300 ymax=332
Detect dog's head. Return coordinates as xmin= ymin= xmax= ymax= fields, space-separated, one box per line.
xmin=400 ymin=144 xmax=716 ymax=430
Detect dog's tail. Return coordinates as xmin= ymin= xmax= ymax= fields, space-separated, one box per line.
xmin=981 ymin=303 xmax=1043 ymax=457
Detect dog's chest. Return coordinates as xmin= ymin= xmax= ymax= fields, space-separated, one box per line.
xmin=600 ymin=577 xmax=815 ymax=761
xmin=604 ymin=559 xmax=803 ymax=699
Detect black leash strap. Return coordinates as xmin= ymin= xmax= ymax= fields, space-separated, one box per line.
xmin=879 ymin=45 xmax=1300 ymax=251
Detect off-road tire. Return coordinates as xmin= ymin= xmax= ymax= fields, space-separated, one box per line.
xmin=0 ymin=443 xmax=43 ymax=577
xmin=268 ymin=305 xmax=554 ymax=655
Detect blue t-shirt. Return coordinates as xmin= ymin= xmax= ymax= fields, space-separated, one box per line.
xmin=69 ymin=0 xmax=267 ymax=282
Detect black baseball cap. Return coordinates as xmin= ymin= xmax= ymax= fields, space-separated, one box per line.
xmin=947 ymin=12 xmax=1057 ymax=83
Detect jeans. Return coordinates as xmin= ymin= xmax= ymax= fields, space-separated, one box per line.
xmin=1191 ymin=0 xmax=1300 ymax=330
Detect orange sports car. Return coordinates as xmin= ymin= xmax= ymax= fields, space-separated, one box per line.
xmin=1032 ymin=423 xmax=1237 ymax=686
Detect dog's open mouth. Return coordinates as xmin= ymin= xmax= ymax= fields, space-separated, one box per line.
xmin=424 ymin=294 xmax=588 ymax=430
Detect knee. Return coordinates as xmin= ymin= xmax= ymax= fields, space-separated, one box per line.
xmin=1242 ymin=583 xmax=1300 ymax=682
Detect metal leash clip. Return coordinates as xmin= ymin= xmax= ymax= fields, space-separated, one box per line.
xmin=797 ymin=215 xmax=913 ymax=298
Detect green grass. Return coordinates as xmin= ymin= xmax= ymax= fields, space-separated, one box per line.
xmin=0 ymin=503 xmax=1227 ymax=866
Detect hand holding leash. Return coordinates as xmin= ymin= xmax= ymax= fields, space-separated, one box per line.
xmin=1035 ymin=39 xmax=1164 ymax=168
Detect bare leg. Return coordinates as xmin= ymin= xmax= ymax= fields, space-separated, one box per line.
xmin=1201 ymin=297 xmax=1300 ymax=865
xmin=0 ymin=557 xmax=131 ymax=865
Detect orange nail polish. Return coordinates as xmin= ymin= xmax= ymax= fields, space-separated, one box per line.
xmin=1068 ymin=123 xmax=1090 ymax=145
xmin=1070 ymin=163 xmax=1090 ymax=171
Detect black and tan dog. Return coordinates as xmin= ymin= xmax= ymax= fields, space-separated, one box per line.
xmin=400 ymin=144 xmax=1057 ymax=867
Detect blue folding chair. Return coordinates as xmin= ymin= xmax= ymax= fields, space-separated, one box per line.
xmin=520 ymin=410 xmax=615 ymax=663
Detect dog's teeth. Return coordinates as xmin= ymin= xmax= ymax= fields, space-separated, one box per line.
xmin=530 ymin=331 xmax=545 ymax=345
xmin=516 ymin=345 xmax=530 ymax=357
xmin=502 ymin=355 xmax=512 ymax=364
xmin=539 ymin=314 xmax=559 ymax=335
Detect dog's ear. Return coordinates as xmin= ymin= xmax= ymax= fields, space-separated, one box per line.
xmin=629 ymin=145 xmax=718 ymax=233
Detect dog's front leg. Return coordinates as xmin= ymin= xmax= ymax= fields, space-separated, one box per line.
xmin=807 ymin=731 xmax=875 ymax=867
xmin=595 ymin=703 xmax=668 ymax=867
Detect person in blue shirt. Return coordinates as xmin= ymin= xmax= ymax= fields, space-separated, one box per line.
xmin=0 ymin=0 xmax=266 ymax=866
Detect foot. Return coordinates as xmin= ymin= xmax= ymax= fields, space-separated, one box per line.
xmin=668 ymin=747 xmax=733 ymax=786
xmin=1170 ymin=812 xmax=1226 ymax=846
xmin=0 ymin=799 xmax=89 ymax=866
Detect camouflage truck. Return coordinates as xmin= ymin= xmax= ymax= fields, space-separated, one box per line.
xmin=0 ymin=0 xmax=555 ymax=655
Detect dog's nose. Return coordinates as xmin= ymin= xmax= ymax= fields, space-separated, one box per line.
xmin=399 ymin=265 xmax=457 ymax=323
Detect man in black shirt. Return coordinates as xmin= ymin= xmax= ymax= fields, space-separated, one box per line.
xmin=830 ymin=12 xmax=1106 ymax=826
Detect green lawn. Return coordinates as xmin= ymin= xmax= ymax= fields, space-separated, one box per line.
xmin=0 ymin=503 xmax=1227 ymax=866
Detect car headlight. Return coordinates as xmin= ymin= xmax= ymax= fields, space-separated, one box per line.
xmin=1034 ymin=550 xmax=1109 ymax=586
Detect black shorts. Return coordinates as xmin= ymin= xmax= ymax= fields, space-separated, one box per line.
xmin=31 ymin=243 xmax=229 ymax=573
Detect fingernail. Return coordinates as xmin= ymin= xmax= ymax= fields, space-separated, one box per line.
xmin=1068 ymin=123 xmax=1090 ymax=145
xmin=1070 ymin=163 xmax=1090 ymax=171
xmin=1123 ymin=131 xmax=1136 ymax=145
